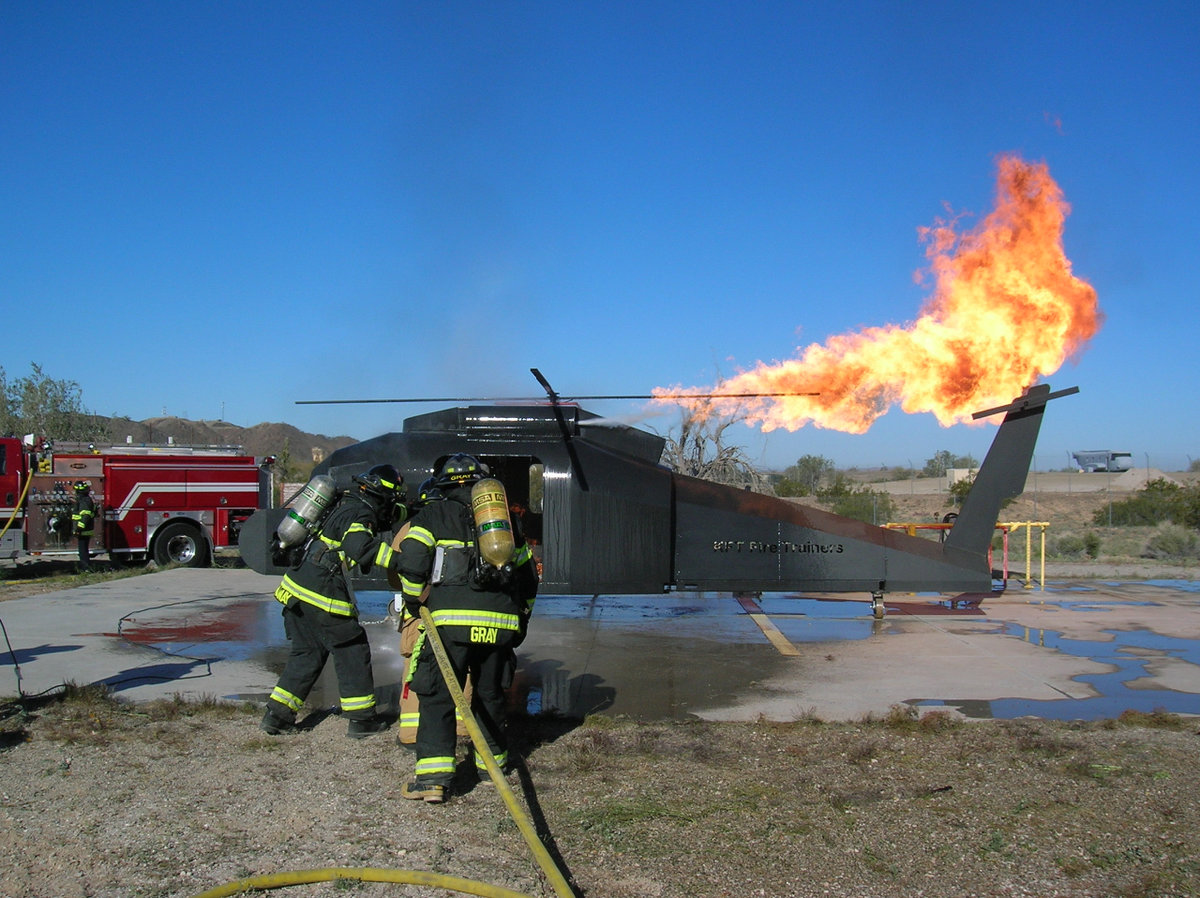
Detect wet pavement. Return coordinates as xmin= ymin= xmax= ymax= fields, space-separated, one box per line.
xmin=2 ymin=568 xmax=1197 ymax=722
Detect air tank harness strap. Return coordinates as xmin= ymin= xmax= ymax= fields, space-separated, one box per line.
xmin=312 ymin=534 xmax=346 ymax=573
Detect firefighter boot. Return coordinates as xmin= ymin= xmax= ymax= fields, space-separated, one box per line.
xmin=347 ymin=715 xmax=391 ymax=740
xmin=260 ymin=709 xmax=297 ymax=735
xmin=401 ymin=781 xmax=446 ymax=804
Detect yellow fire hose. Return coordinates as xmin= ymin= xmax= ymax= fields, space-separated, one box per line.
xmin=189 ymin=867 xmax=534 ymax=898
xmin=190 ymin=607 xmax=575 ymax=898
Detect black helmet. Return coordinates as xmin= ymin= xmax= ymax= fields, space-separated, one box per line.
xmin=353 ymin=464 xmax=406 ymax=505
xmin=72 ymin=480 xmax=90 ymax=492
xmin=415 ymin=476 xmax=442 ymax=504
xmin=433 ymin=453 xmax=488 ymax=488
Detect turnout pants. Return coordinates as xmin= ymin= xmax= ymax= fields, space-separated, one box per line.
xmin=267 ymin=601 xmax=377 ymax=721
xmin=398 ymin=615 xmax=472 ymax=744
xmin=411 ymin=627 xmax=516 ymax=786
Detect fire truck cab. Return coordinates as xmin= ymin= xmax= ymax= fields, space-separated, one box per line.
xmin=0 ymin=436 xmax=273 ymax=568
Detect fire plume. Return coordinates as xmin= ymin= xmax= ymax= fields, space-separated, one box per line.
xmin=659 ymin=155 xmax=1101 ymax=433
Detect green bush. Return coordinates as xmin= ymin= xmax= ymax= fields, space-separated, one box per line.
xmin=1142 ymin=523 xmax=1200 ymax=560
xmin=1047 ymin=533 xmax=1089 ymax=558
xmin=1094 ymin=478 xmax=1200 ymax=528
xmin=826 ymin=486 xmax=897 ymax=526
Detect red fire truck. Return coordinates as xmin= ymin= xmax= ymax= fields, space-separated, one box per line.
xmin=0 ymin=436 xmax=273 ymax=568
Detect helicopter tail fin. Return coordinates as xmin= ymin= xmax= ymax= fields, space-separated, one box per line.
xmin=943 ymin=384 xmax=1077 ymax=556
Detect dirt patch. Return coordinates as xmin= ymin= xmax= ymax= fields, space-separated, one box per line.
xmin=1 ymin=691 xmax=1197 ymax=898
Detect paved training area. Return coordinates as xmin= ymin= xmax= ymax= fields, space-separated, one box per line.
xmin=2 ymin=567 xmax=1198 ymax=721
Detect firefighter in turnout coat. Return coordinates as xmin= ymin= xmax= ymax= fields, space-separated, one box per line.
xmin=397 ymin=454 xmax=538 ymax=804
xmin=261 ymin=464 xmax=407 ymax=739
xmin=389 ymin=478 xmax=476 ymax=746
xmin=71 ymin=481 xmax=95 ymax=572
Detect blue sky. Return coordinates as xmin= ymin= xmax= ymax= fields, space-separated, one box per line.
xmin=3 ymin=2 xmax=1198 ymax=471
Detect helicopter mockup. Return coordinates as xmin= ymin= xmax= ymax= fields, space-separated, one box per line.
xmin=238 ymin=373 xmax=1076 ymax=618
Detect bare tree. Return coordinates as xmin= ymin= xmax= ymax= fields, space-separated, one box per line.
xmin=658 ymin=398 xmax=774 ymax=494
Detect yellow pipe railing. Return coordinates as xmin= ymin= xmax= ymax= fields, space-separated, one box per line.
xmin=884 ymin=520 xmax=1051 ymax=591
xmin=1000 ymin=521 xmax=1050 ymax=591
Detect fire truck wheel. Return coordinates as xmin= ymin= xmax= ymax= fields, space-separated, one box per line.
xmin=153 ymin=521 xmax=211 ymax=568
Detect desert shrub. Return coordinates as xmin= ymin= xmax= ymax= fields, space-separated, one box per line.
xmin=824 ymin=485 xmax=897 ymax=525
xmin=1142 ymin=523 xmax=1200 ymax=560
xmin=1180 ymin=482 xmax=1200 ymax=528
xmin=1093 ymin=477 xmax=1200 ymax=527
xmin=1048 ymin=531 xmax=1102 ymax=559
xmin=1047 ymin=532 xmax=1089 ymax=558
xmin=775 ymin=455 xmax=836 ymax=497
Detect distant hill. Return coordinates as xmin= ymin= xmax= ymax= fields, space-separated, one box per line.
xmin=97 ymin=416 xmax=358 ymax=466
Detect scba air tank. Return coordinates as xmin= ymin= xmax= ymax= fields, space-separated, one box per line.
xmin=470 ymin=477 xmax=514 ymax=568
xmin=275 ymin=474 xmax=337 ymax=549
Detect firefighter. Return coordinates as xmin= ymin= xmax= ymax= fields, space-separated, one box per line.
xmin=396 ymin=453 xmax=538 ymax=804
xmin=261 ymin=464 xmax=407 ymax=739
xmin=71 ymin=481 xmax=95 ymax=573
xmin=391 ymin=477 xmax=479 ymax=747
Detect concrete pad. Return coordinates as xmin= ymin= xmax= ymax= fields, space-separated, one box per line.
xmin=1 ymin=568 xmax=1197 ymax=721
xmin=0 ymin=568 xmax=281 ymax=703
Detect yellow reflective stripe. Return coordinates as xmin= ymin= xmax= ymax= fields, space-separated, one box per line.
xmin=405 ymin=526 xmax=435 ymax=549
xmin=344 ymin=522 xmax=371 ymax=536
xmin=474 ymin=749 xmax=508 ymax=771
xmin=430 ymin=609 xmax=520 ymax=631
xmin=340 ymin=694 xmax=375 ymax=713
xmin=436 ymin=538 xmax=469 ymax=548
xmin=400 ymin=575 xmax=425 ymax=599
xmin=374 ymin=542 xmax=393 ymax=567
xmin=270 ymin=686 xmax=303 ymax=712
xmin=416 ymin=756 xmax=456 ymax=777
xmin=405 ymin=632 xmax=426 ymax=683
xmin=399 ymin=711 xmax=420 ymax=728
xmin=513 ymin=544 xmax=532 ymax=565
xmin=279 ymin=574 xmax=356 ymax=616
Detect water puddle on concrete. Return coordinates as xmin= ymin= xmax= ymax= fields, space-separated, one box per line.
xmin=915 ymin=592 xmax=1200 ymax=720
xmin=116 ymin=585 xmax=1200 ymax=723
xmin=116 ymin=594 xmax=283 ymax=663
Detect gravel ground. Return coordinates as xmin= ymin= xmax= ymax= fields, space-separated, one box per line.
xmin=1 ymin=689 xmax=1198 ymax=898
xmin=2 ymin=548 xmax=1198 ymax=898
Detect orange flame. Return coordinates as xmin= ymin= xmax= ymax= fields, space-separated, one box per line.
xmin=658 ymin=155 xmax=1102 ymax=433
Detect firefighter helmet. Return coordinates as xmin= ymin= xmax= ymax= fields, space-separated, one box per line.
xmin=354 ymin=464 xmax=406 ymax=507
xmin=415 ymin=476 xmax=442 ymax=505
xmin=72 ymin=480 xmax=90 ymax=492
xmin=434 ymin=453 xmax=488 ymax=488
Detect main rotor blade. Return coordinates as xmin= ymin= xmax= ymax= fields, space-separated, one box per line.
xmin=529 ymin=368 xmax=589 ymax=491
xmin=296 ymin=391 xmax=818 ymax=405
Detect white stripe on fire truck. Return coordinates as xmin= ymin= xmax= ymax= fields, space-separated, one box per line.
xmin=109 ymin=483 xmax=259 ymax=520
